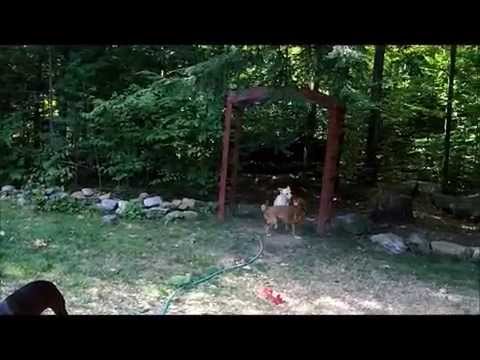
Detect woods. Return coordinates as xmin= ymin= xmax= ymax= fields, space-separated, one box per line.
xmin=1 ymin=45 xmax=479 ymax=195
xmin=1 ymin=44 xmax=480 ymax=315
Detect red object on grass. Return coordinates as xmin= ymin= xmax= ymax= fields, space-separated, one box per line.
xmin=258 ymin=287 xmax=285 ymax=305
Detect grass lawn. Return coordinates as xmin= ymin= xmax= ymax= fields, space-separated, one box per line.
xmin=1 ymin=201 xmax=478 ymax=314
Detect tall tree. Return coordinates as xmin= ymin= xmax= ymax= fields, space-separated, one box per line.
xmin=441 ymin=45 xmax=457 ymax=193
xmin=364 ymin=45 xmax=386 ymax=185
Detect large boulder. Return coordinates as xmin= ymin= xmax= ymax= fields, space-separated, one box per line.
xmin=1 ymin=185 xmax=15 ymax=194
xmin=1 ymin=185 xmax=15 ymax=192
xmin=431 ymin=193 xmax=480 ymax=221
xmin=171 ymin=199 xmax=182 ymax=209
xmin=143 ymin=196 xmax=162 ymax=208
xmin=161 ymin=201 xmax=173 ymax=209
xmin=144 ymin=207 xmax=169 ymax=219
xmin=48 ymin=191 xmax=69 ymax=202
xmin=472 ymin=247 xmax=480 ymax=260
xmin=369 ymin=233 xmax=407 ymax=255
xmin=405 ymin=233 xmax=431 ymax=254
xmin=178 ymin=198 xmax=195 ymax=210
xmin=164 ymin=210 xmax=198 ymax=224
xmin=138 ymin=192 xmax=149 ymax=200
xmin=71 ymin=191 xmax=86 ymax=200
xmin=81 ymin=188 xmax=95 ymax=197
xmin=115 ymin=200 xmax=128 ymax=215
xmin=99 ymin=199 xmax=119 ymax=213
xmin=98 ymin=193 xmax=111 ymax=200
xmin=430 ymin=241 xmax=473 ymax=259
xmin=45 ymin=187 xmax=62 ymax=196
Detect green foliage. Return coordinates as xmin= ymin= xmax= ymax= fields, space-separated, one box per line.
xmin=84 ymin=51 xmax=244 ymax=190
xmin=28 ymin=148 xmax=75 ymax=186
xmin=30 ymin=189 xmax=86 ymax=214
xmin=122 ymin=201 xmax=145 ymax=220
xmin=1 ymin=45 xmax=479 ymax=195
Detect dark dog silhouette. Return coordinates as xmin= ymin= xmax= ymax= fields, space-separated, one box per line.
xmin=0 ymin=280 xmax=68 ymax=315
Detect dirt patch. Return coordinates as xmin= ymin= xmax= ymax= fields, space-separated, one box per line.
xmin=1 ymin=201 xmax=478 ymax=315
xmin=160 ymin=254 xmax=479 ymax=315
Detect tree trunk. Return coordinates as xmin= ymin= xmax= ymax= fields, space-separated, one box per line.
xmin=364 ymin=45 xmax=386 ymax=185
xmin=32 ymin=92 xmax=42 ymax=150
xmin=441 ymin=45 xmax=457 ymax=194
xmin=48 ymin=46 xmax=55 ymax=144
xmin=305 ymin=45 xmax=321 ymax=168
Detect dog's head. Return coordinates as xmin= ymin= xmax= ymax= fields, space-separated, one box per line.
xmin=277 ymin=186 xmax=292 ymax=199
xmin=292 ymin=197 xmax=307 ymax=210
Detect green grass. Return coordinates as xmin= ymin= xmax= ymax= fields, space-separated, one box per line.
xmin=0 ymin=202 xmax=249 ymax=305
xmin=370 ymin=249 xmax=479 ymax=290
xmin=0 ymin=200 xmax=478 ymax=314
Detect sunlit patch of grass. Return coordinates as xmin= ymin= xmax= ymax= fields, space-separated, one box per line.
xmin=1 ymin=199 xmax=478 ymax=314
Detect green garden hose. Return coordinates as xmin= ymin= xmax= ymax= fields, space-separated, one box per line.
xmin=159 ymin=234 xmax=265 ymax=315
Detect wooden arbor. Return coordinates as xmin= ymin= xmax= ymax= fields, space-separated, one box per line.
xmin=216 ymin=87 xmax=345 ymax=234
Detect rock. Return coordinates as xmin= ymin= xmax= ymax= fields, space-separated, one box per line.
xmin=138 ymin=192 xmax=149 ymax=200
xmin=99 ymin=193 xmax=111 ymax=200
xmin=431 ymin=241 xmax=473 ymax=258
xmin=71 ymin=191 xmax=86 ymax=200
xmin=171 ymin=199 xmax=182 ymax=208
xmin=178 ymin=198 xmax=195 ymax=210
xmin=405 ymin=233 xmax=431 ymax=254
xmin=331 ymin=213 xmax=370 ymax=235
xmin=48 ymin=192 xmax=69 ymax=202
xmin=1 ymin=185 xmax=15 ymax=193
xmin=144 ymin=207 xmax=169 ymax=219
xmin=472 ymin=247 xmax=480 ymax=260
xmin=45 ymin=187 xmax=58 ymax=196
xmin=180 ymin=210 xmax=198 ymax=220
xmin=164 ymin=210 xmax=198 ymax=224
xmin=143 ymin=196 xmax=162 ymax=208
xmin=431 ymin=193 xmax=480 ymax=221
xmin=369 ymin=233 xmax=407 ymax=255
xmin=161 ymin=201 xmax=173 ymax=209
xmin=99 ymin=199 xmax=119 ymax=212
xmin=102 ymin=214 xmax=119 ymax=225
xmin=81 ymin=188 xmax=95 ymax=197
xmin=115 ymin=200 xmax=128 ymax=215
